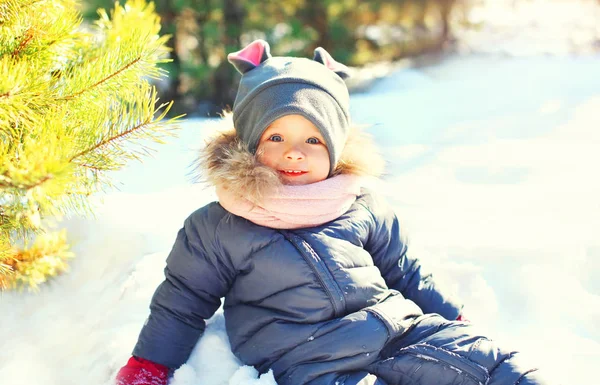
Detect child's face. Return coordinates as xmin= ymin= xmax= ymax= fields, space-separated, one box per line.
xmin=257 ymin=114 xmax=330 ymax=185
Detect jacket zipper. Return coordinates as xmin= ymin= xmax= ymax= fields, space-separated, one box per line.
xmin=279 ymin=231 xmax=345 ymax=317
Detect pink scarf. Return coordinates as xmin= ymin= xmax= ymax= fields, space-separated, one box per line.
xmin=216 ymin=174 xmax=363 ymax=229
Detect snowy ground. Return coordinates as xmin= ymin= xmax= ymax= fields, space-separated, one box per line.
xmin=2 ymin=2 xmax=600 ymax=384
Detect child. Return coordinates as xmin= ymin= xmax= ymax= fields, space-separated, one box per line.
xmin=116 ymin=40 xmax=547 ymax=385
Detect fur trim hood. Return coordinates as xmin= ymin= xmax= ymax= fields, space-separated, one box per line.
xmin=195 ymin=113 xmax=385 ymax=203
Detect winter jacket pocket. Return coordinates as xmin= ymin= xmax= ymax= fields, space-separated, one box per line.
xmin=371 ymin=343 xmax=490 ymax=385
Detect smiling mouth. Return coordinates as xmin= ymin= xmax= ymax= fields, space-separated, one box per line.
xmin=279 ymin=170 xmax=308 ymax=177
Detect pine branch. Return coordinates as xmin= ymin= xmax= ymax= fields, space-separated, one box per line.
xmin=76 ymin=163 xmax=104 ymax=172
xmin=1 ymin=229 xmax=73 ymax=291
xmin=0 ymin=174 xmax=53 ymax=190
xmin=11 ymin=28 xmax=33 ymax=58
xmin=69 ymin=116 xmax=151 ymax=162
xmin=59 ymin=56 xmax=142 ymax=101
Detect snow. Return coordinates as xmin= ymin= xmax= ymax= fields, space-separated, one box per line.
xmin=2 ymin=3 xmax=600 ymax=383
xmin=458 ymin=0 xmax=600 ymax=56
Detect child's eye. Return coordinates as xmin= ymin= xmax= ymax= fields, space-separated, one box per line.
xmin=269 ymin=134 xmax=283 ymax=142
xmin=306 ymin=137 xmax=320 ymax=145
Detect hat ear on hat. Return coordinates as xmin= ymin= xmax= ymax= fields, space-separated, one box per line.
xmin=313 ymin=47 xmax=350 ymax=80
xmin=227 ymin=39 xmax=272 ymax=74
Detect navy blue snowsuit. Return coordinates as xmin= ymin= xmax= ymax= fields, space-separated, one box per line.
xmin=132 ymin=191 xmax=545 ymax=385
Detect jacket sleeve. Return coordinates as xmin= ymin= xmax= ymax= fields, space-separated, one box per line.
xmin=362 ymin=192 xmax=463 ymax=320
xmin=132 ymin=209 xmax=235 ymax=368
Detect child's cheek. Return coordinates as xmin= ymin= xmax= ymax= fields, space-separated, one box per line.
xmin=256 ymin=144 xmax=278 ymax=168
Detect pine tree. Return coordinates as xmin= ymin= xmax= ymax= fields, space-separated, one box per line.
xmin=0 ymin=0 xmax=180 ymax=290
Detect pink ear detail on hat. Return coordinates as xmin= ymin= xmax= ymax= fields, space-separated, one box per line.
xmin=313 ymin=47 xmax=350 ymax=79
xmin=227 ymin=39 xmax=272 ymax=74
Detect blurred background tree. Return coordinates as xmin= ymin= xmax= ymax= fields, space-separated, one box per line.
xmin=0 ymin=0 xmax=179 ymax=290
xmin=83 ymin=0 xmax=472 ymax=116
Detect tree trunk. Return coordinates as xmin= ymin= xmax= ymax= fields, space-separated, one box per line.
xmin=439 ymin=0 xmax=455 ymax=44
xmin=212 ymin=0 xmax=245 ymax=110
xmin=196 ymin=0 xmax=211 ymax=66
xmin=155 ymin=0 xmax=181 ymax=105
xmin=306 ymin=0 xmax=331 ymax=51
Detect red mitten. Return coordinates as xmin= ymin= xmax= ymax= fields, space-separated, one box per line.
xmin=456 ymin=314 xmax=470 ymax=322
xmin=116 ymin=356 xmax=170 ymax=385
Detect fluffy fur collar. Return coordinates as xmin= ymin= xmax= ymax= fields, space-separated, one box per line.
xmin=195 ymin=114 xmax=385 ymax=203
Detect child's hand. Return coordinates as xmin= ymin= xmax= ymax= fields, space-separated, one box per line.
xmin=115 ymin=356 xmax=169 ymax=385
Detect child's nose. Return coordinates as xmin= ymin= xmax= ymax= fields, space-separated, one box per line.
xmin=285 ymin=147 xmax=304 ymax=161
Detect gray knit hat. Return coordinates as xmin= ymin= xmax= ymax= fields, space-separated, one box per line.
xmin=227 ymin=39 xmax=351 ymax=176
